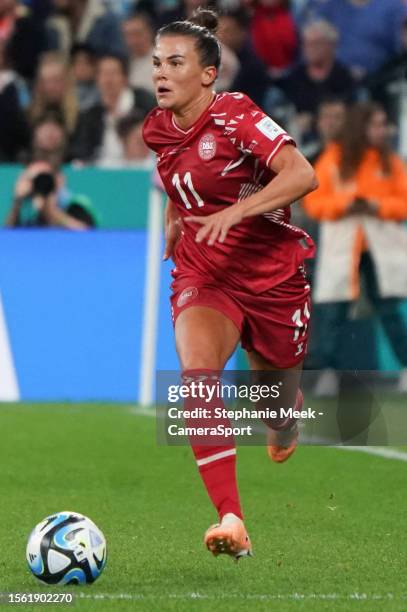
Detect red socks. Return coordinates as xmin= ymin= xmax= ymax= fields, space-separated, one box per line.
xmin=182 ymin=370 xmax=243 ymax=521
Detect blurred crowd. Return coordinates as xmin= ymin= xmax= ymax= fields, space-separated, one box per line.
xmin=2 ymin=0 xmax=407 ymax=384
xmin=1 ymin=0 xmax=407 ymax=167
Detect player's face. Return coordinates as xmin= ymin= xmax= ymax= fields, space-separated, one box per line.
xmin=153 ymin=35 xmax=215 ymax=111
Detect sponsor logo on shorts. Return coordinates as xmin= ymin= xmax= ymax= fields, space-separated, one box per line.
xmin=177 ymin=287 xmax=198 ymax=307
xmin=198 ymin=133 xmax=217 ymax=161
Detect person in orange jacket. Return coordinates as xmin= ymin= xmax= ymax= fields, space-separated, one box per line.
xmin=304 ymin=102 xmax=407 ymax=395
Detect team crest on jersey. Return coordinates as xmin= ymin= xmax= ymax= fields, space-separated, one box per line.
xmin=198 ymin=133 xmax=217 ymax=161
xmin=177 ymin=287 xmax=198 ymax=307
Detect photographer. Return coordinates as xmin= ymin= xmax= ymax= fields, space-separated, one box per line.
xmin=6 ymin=118 xmax=90 ymax=229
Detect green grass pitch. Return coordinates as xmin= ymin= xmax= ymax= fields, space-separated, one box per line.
xmin=0 ymin=402 xmax=406 ymax=611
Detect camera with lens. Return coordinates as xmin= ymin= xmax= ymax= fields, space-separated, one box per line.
xmin=31 ymin=172 xmax=56 ymax=197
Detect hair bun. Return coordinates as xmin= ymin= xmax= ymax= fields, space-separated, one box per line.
xmin=189 ymin=8 xmax=219 ymax=34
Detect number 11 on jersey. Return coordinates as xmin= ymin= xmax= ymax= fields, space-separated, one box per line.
xmin=172 ymin=172 xmax=204 ymax=209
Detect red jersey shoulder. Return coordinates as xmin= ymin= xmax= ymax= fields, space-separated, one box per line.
xmin=142 ymin=106 xmax=170 ymax=152
xmin=213 ymin=92 xmax=295 ymax=166
xmin=216 ymin=92 xmax=289 ymax=144
xmin=213 ymin=91 xmax=262 ymax=115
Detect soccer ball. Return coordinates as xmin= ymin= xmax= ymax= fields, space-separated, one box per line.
xmin=26 ymin=511 xmax=107 ymax=585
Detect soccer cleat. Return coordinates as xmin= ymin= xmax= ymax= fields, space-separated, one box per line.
xmin=267 ymin=421 xmax=299 ymax=463
xmin=204 ymin=513 xmax=252 ymax=561
xmin=267 ymin=389 xmax=302 ymax=463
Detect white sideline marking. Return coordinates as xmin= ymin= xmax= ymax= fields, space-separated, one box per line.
xmin=138 ymin=189 xmax=164 ymax=407
xmin=337 ymin=446 xmax=407 ymax=462
xmin=0 ymin=291 xmax=20 ymax=401
xmin=77 ymin=592 xmax=405 ymax=602
xmin=128 ymin=406 xmax=407 ymax=463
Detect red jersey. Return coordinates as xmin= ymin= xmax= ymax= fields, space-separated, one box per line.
xmin=143 ymin=92 xmax=314 ymax=294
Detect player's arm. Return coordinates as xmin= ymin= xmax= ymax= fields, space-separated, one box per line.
xmin=163 ymin=198 xmax=183 ymax=261
xmin=238 ymin=145 xmax=318 ymax=219
xmin=185 ymin=145 xmax=317 ymax=245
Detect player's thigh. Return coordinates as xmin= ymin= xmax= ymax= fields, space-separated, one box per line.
xmin=247 ymin=350 xmax=303 ymax=408
xmin=247 ymin=350 xmax=303 ymax=372
xmin=175 ymin=306 xmax=240 ymax=370
xmin=242 ymin=270 xmax=311 ymax=370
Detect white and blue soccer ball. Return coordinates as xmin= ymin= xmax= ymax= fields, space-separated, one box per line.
xmin=26 ymin=511 xmax=107 ymax=585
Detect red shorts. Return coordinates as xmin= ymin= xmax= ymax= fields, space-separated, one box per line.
xmin=170 ymin=268 xmax=311 ymax=368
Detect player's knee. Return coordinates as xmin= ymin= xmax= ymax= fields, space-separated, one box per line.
xmin=178 ymin=345 xmax=225 ymax=371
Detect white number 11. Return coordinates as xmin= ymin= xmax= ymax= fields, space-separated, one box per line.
xmin=172 ymin=172 xmax=204 ymax=209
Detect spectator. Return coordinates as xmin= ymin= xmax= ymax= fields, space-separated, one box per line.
xmin=69 ymin=53 xmax=155 ymax=164
xmin=281 ymin=20 xmax=355 ymax=148
xmin=0 ymin=0 xmax=49 ymax=82
xmin=215 ymin=43 xmax=240 ymax=93
xmin=70 ymin=43 xmax=99 ymax=111
xmin=248 ymin=0 xmax=298 ymax=78
xmin=104 ymin=0 xmax=135 ymax=19
xmin=21 ymin=0 xmax=52 ymax=23
xmin=47 ymin=0 xmax=126 ymax=57
xmin=29 ymin=51 xmax=79 ymax=136
xmin=157 ymin=0 xmax=212 ymax=26
xmin=0 ymin=39 xmax=30 ymax=160
xmin=303 ymin=103 xmax=407 ymax=394
xmin=6 ymin=118 xmax=90 ymax=229
xmin=100 ymin=109 xmax=154 ymax=168
xmin=218 ymin=8 xmax=270 ymax=106
xmin=306 ymin=96 xmax=347 ymax=163
xmin=302 ymin=0 xmax=407 ymax=80
xmin=122 ymin=12 xmax=155 ymax=94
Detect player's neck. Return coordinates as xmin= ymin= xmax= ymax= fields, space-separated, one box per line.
xmin=173 ymin=90 xmax=216 ymax=131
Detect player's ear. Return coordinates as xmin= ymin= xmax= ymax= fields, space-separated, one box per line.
xmin=201 ymin=66 xmax=217 ymax=87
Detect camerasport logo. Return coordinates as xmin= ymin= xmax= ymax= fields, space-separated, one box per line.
xmin=177 ymin=287 xmax=198 ymax=307
xmin=198 ymin=133 xmax=217 ymax=160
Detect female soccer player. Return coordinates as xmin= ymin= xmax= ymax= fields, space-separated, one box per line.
xmin=143 ymin=9 xmax=318 ymax=560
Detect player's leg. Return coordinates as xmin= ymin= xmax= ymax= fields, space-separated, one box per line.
xmin=239 ymin=268 xmax=311 ymax=462
xmin=247 ymin=351 xmax=303 ymax=463
xmin=175 ymin=305 xmax=252 ymax=559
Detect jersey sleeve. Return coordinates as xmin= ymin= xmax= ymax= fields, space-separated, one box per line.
xmin=222 ymin=93 xmax=295 ymax=167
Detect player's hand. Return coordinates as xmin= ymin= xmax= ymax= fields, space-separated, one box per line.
xmin=185 ymin=204 xmax=243 ymax=245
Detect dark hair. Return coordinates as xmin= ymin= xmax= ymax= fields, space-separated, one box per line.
xmin=126 ymin=10 xmax=155 ymax=31
xmin=32 ymin=114 xmax=67 ymax=139
xmin=317 ymin=95 xmax=347 ymax=112
xmin=97 ymin=53 xmax=129 ymax=77
xmin=117 ymin=109 xmax=146 ymax=140
xmin=220 ymin=7 xmax=250 ymax=30
xmin=157 ymin=8 xmax=221 ymax=70
xmin=339 ymin=102 xmax=390 ymax=180
xmin=70 ymin=43 xmax=97 ymax=62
